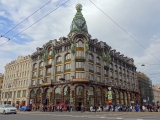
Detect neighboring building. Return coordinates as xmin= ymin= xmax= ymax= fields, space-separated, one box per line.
xmin=1 ymin=55 xmax=31 ymax=106
xmin=152 ymin=85 xmax=160 ymax=105
xmin=137 ymin=72 xmax=154 ymax=105
xmin=0 ymin=73 xmax=3 ymax=104
xmin=28 ymin=4 xmax=139 ymax=110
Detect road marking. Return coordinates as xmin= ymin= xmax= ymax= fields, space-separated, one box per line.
xmin=117 ymin=118 xmax=122 ymax=119
xmin=100 ymin=117 xmax=105 ymax=118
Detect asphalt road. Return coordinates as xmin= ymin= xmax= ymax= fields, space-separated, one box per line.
xmin=0 ymin=111 xmax=160 ymax=120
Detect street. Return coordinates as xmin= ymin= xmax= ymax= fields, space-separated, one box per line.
xmin=0 ymin=112 xmax=160 ymax=120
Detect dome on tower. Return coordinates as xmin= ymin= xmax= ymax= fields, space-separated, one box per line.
xmin=70 ymin=4 xmax=88 ymax=33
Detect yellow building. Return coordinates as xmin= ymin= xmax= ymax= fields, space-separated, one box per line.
xmin=0 ymin=73 xmax=3 ymax=104
xmin=1 ymin=55 xmax=31 ymax=107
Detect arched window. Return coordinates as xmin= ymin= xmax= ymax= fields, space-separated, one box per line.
xmin=33 ymin=63 xmax=37 ymax=69
xmin=30 ymin=90 xmax=35 ymax=99
xmin=96 ymin=57 xmax=100 ymax=63
xmin=88 ymin=87 xmax=94 ymax=106
xmin=55 ymin=87 xmax=61 ymax=104
xmin=39 ymin=62 xmax=43 ymax=67
xmin=96 ymin=87 xmax=102 ymax=105
xmin=76 ymin=41 xmax=83 ymax=47
xmin=56 ymin=56 xmax=61 ymax=63
xmin=89 ymin=54 xmax=93 ymax=60
xmin=64 ymin=86 xmax=70 ymax=104
xmin=65 ymin=53 xmax=71 ymax=61
xmin=76 ymin=86 xmax=83 ymax=96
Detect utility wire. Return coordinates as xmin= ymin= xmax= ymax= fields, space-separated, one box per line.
xmin=0 ymin=0 xmax=70 ymax=47
xmin=89 ymin=0 xmax=160 ymax=63
xmin=0 ymin=0 xmax=52 ymax=39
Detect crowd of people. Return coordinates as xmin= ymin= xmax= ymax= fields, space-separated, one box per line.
xmin=29 ymin=103 xmax=160 ymax=112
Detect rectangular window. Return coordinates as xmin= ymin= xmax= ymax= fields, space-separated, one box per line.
xmin=76 ymin=51 xmax=84 ymax=57
xmin=39 ymin=70 xmax=43 ymax=75
xmin=56 ymin=66 xmax=61 ymax=72
xmin=89 ymin=74 xmax=94 ymax=80
xmin=65 ymin=64 xmax=71 ymax=70
xmin=76 ymin=72 xmax=84 ymax=78
xmin=38 ymin=79 xmax=42 ymax=84
xmin=17 ymin=90 xmax=21 ymax=98
xmin=64 ymin=74 xmax=71 ymax=80
xmin=22 ymin=90 xmax=26 ymax=97
xmin=89 ymin=64 xmax=93 ymax=70
xmin=48 ymin=59 xmax=52 ymax=64
xmin=47 ymin=77 xmax=51 ymax=82
xmin=14 ymin=91 xmax=16 ymax=97
xmin=47 ymin=68 xmax=51 ymax=74
xmin=56 ymin=76 xmax=61 ymax=82
xmin=33 ymin=72 xmax=37 ymax=77
xmin=97 ymin=76 xmax=100 ymax=82
xmin=76 ymin=62 xmax=84 ymax=68
xmin=96 ymin=67 xmax=100 ymax=72
xmin=32 ymin=80 xmax=35 ymax=86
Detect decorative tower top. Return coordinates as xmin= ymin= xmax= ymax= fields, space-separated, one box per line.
xmin=70 ymin=4 xmax=88 ymax=33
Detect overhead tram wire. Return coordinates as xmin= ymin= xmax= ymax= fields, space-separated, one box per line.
xmin=0 ymin=0 xmax=52 ymax=39
xmin=0 ymin=0 xmax=70 ymax=47
xmin=89 ymin=0 xmax=160 ymax=63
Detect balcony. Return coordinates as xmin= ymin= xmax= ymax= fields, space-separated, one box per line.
xmin=39 ymin=66 xmax=43 ymax=69
xmin=64 ymin=69 xmax=71 ymax=73
xmin=89 ymin=59 xmax=94 ymax=63
xmin=75 ymin=56 xmax=85 ymax=62
xmin=104 ymin=66 xmax=109 ymax=70
xmin=96 ymin=62 xmax=101 ymax=66
xmin=46 ymin=73 xmax=51 ymax=76
xmin=56 ymin=61 xmax=62 ymax=65
xmin=42 ymin=82 xmax=51 ymax=86
xmin=72 ymin=78 xmax=88 ymax=82
xmin=76 ymin=68 xmax=84 ymax=71
xmin=56 ymin=71 xmax=62 ymax=74
xmin=65 ymin=59 xmax=71 ymax=63
xmin=89 ymin=69 xmax=94 ymax=73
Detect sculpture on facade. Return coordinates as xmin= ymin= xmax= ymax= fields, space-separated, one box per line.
xmin=85 ymin=40 xmax=89 ymax=54
xmin=71 ymin=40 xmax=76 ymax=54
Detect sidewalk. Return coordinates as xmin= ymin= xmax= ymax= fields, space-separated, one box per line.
xmin=18 ymin=111 xmax=160 ymax=114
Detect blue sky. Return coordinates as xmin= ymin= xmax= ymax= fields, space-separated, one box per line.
xmin=0 ymin=0 xmax=160 ymax=85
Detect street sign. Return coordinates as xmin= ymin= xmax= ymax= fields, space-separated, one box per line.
xmin=108 ymin=94 xmax=112 ymax=100
xmin=108 ymin=100 xmax=112 ymax=103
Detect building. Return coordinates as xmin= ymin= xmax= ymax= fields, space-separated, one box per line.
xmin=1 ymin=55 xmax=31 ymax=106
xmin=0 ymin=73 xmax=3 ymax=104
xmin=137 ymin=72 xmax=154 ymax=105
xmin=152 ymin=85 xmax=160 ymax=105
xmin=28 ymin=4 xmax=139 ymax=110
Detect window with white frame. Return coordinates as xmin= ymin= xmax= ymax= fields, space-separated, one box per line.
xmin=40 ymin=62 xmax=43 ymax=67
xmin=56 ymin=66 xmax=61 ymax=72
xmin=96 ymin=66 xmax=100 ymax=72
xmin=76 ymin=41 xmax=83 ymax=47
xmin=39 ymin=70 xmax=43 ymax=75
xmin=38 ymin=79 xmax=42 ymax=85
xmin=89 ymin=64 xmax=93 ymax=70
xmin=65 ymin=64 xmax=71 ymax=70
xmin=89 ymin=54 xmax=93 ymax=60
xmin=89 ymin=74 xmax=94 ymax=80
xmin=47 ymin=68 xmax=51 ymax=74
xmin=66 ymin=54 xmax=71 ymax=60
xmin=96 ymin=57 xmax=100 ymax=63
xmin=76 ymin=62 xmax=84 ymax=68
xmin=48 ymin=59 xmax=52 ymax=64
xmin=76 ymin=51 xmax=84 ymax=57
xmin=32 ymin=80 xmax=35 ymax=86
xmin=65 ymin=74 xmax=71 ymax=80
xmin=56 ymin=76 xmax=61 ymax=82
xmin=97 ymin=76 xmax=100 ymax=82
xmin=76 ymin=72 xmax=84 ymax=78
xmin=57 ymin=56 xmax=61 ymax=62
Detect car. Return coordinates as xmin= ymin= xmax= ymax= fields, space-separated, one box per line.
xmin=20 ymin=106 xmax=31 ymax=111
xmin=0 ymin=104 xmax=17 ymax=114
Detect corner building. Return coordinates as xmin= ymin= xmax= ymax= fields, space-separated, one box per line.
xmin=28 ymin=4 xmax=139 ymax=110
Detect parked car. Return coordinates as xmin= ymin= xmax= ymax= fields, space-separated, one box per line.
xmin=0 ymin=104 xmax=17 ymax=114
xmin=20 ymin=106 xmax=31 ymax=111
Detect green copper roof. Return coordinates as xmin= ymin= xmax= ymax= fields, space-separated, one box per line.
xmin=70 ymin=4 xmax=88 ymax=33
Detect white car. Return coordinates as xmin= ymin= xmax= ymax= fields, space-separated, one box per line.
xmin=0 ymin=104 xmax=17 ymax=114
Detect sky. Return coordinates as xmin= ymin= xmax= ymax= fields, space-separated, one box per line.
xmin=0 ymin=0 xmax=160 ymax=85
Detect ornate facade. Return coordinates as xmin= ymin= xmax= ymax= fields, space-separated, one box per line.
xmin=152 ymin=85 xmax=160 ymax=105
xmin=1 ymin=55 xmax=31 ymax=106
xmin=28 ymin=4 xmax=139 ymax=110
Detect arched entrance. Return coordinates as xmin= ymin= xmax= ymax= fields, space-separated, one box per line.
xmin=127 ymin=92 xmax=131 ymax=105
xmin=115 ymin=90 xmax=119 ymax=104
xmin=120 ymin=91 xmax=124 ymax=104
xmin=88 ymin=87 xmax=94 ymax=106
xmin=44 ymin=89 xmax=50 ymax=105
xmin=64 ymin=86 xmax=70 ymax=104
xmin=124 ymin=92 xmax=128 ymax=105
xmin=96 ymin=87 xmax=102 ymax=105
xmin=112 ymin=90 xmax=116 ymax=105
xmin=75 ymin=86 xmax=84 ymax=111
xmin=30 ymin=90 xmax=35 ymax=105
xmin=54 ymin=87 xmax=61 ymax=105
xmin=36 ymin=89 xmax=42 ymax=105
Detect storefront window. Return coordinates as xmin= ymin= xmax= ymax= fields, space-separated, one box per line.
xmin=64 ymin=86 xmax=70 ymax=104
xmin=88 ymin=87 xmax=94 ymax=106
xmin=97 ymin=88 xmax=102 ymax=105
xmin=55 ymin=87 xmax=61 ymax=105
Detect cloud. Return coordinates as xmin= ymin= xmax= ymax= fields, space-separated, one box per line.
xmin=0 ymin=0 xmax=160 ymax=86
